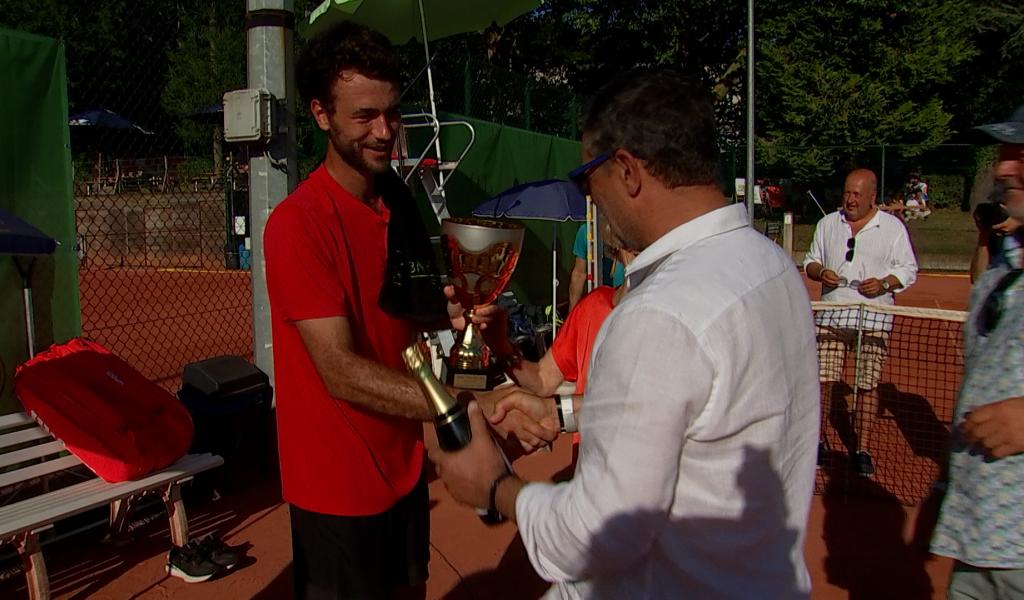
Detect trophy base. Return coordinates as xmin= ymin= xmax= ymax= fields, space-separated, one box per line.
xmin=442 ymin=363 xmax=505 ymax=391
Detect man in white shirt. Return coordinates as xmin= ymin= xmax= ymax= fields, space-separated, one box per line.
xmin=427 ymin=69 xmax=820 ymax=599
xmin=803 ymin=169 xmax=918 ymax=476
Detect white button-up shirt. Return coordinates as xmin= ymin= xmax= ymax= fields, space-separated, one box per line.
xmin=802 ymin=209 xmax=918 ymax=329
xmin=516 ymin=203 xmax=820 ymax=599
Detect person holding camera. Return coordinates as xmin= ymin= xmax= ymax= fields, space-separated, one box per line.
xmin=931 ymin=103 xmax=1024 ymax=600
xmin=970 ymin=193 xmax=1023 ymax=282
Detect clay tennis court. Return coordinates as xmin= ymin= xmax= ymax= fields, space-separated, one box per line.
xmin=0 ymin=269 xmax=972 ymax=598
xmin=77 ymin=266 xmax=254 ymax=390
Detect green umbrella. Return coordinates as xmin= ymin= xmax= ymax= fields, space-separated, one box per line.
xmin=304 ymin=0 xmax=540 ymax=44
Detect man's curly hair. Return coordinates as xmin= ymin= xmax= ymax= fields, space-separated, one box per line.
xmin=297 ymin=21 xmax=401 ymax=113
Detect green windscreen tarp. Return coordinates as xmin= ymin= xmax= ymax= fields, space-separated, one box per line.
xmin=0 ymin=28 xmax=81 ymax=413
xmin=408 ymin=113 xmax=585 ymax=306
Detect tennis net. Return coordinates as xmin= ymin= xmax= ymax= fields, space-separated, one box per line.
xmin=811 ymin=301 xmax=965 ymax=505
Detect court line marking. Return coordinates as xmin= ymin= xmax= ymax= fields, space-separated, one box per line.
xmin=156 ymin=268 xmax=243 ymax=274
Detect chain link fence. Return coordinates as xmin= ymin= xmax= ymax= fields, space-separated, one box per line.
xmin=54 ymin=5 xmax=255 ymax=391
xmin=400 ymin=53 xmax=584 ymax=140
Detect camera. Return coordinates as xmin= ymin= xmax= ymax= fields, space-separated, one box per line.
xmin=975 ymin=202 xmax=1008 ymax=229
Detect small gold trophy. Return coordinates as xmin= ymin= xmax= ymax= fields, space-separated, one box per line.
xmin=440 ymin=217 xmax=524 ymax=390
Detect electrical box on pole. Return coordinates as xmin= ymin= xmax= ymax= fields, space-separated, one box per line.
xmin=223 ymin=89 xmax=275 ymax=143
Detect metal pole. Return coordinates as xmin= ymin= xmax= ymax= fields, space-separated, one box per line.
xmin=247 ymin=0 xmax=297 ymax=390
xmin=551 ymin=222 xmax=558 ymax=341
xmin=745 ymin=0 xmax=755 ymax=225
xmin=880 ymin=144 xmax=886 ymax=202
xmin=783 ymin=211 xmax=793 ymax=258
xmin=418 ymin=0 xmax=445 ymax=188
xmin=123 ymin=209 xmax=129 ymax=268
xmin=852 ymin=304 xmax=865 ymax=460
xmin=23 ymin=287 xmax=35 ymax=358
xmin=463 ymin=55 xmax=471 ymax=115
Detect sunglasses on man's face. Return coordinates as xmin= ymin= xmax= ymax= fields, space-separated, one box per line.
xmin=845 ymin=237 xmax=856 ymax=262
xmin=977 ymin=268 xmax=1023 ymax=336
xmin=569 ymin=153 xmax=611 ymax=196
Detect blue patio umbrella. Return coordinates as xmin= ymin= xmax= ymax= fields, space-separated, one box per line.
xmin=473 ymin=180 xmax=587 ymax=339
xmin=188 ymin=103 xmax=224 ymax=124
xmin=0 ymin=208 xmax=57 ymax=256
xmin=69 ymin=108 xmax=153 ymax=135
xmin=0 ymin=208 xmax=58 ymax=357
xmin=472 ymin=179 xmax=586 ymax=222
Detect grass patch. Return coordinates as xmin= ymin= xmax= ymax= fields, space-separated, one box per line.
xmin=764 ymin=208 xmax=976 ymax=260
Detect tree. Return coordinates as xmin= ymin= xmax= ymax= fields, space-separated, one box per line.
xmin=391 ymin=1 xmax=751 ymax=145
xmin=161 ymin=2 xmax=245 ymax=170
xmin=942 ymin=1 xmax=1024 ymax=133
xmin=493 ymin=0 xmax=750 ymax=145
xmin=756 ymin=0 xmax=977 ymax=180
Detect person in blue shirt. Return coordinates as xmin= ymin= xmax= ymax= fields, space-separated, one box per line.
xmin=568 ymin=223 xmax=625 ymax=309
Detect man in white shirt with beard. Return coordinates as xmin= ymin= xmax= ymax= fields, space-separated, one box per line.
xmin=426 ymin=68 xmax=820 ymax=599
xmin=804 ymin=169 xmax=918 ymax=476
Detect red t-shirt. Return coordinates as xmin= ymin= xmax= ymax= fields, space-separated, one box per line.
xmin=264 ymin=165 xmax=422 ymax=516
xmin=550 ymin=286 xmax=616 ymax=395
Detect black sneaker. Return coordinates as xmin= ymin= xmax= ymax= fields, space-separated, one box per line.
xmin=167 ymin=544 xmax=220 ymax=583
xmin=853 ymin=451 xmax=875 ymax=477
xmin=194 ymin=535 xmax=241 ymax=570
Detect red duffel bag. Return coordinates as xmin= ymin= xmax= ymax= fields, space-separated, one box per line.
xmin=14 ymin=338 xmax=193 ymax=482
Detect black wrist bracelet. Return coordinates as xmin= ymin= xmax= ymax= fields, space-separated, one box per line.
xmin=488 ymin=472 xmax=514 ymax=517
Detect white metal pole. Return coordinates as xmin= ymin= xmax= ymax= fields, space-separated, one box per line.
xmin=745 ymin=0 xmax=755 ymax=225
xmin=551 ymin=222 xmax=558 ymax=341
xmin=586 ymin=197 xmax=597 ymax=290
xmin=418 ymin=0 xmax=445 ymax=188
xmin=23 ymin=287 xmax=35 ymax=358
xmin=880 ymin=144 xmax=886 ymax=201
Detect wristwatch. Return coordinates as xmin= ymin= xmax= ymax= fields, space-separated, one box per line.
xmin=881 ymin=279 xmax=892 ymax=292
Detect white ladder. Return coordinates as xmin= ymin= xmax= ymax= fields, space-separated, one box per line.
xmin=392 ymin=113 xmax=476 ymax=224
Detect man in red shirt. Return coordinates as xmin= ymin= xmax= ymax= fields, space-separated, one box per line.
xmin=264 ymin=22 xmax=520 ymax=599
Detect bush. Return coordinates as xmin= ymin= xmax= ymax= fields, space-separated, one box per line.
xmin=72 ymin=153 xmax=94 ymax=182
xmin=921 ymin=173 xmax=965 ymax=209
xmin=177 ymin=157 xmax=214 ymax=180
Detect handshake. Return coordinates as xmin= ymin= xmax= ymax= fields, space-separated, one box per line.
xmin=439 ymin=286 xmax=567 ymax=455
xmin=469 ymin=386 xmax=563 ymax=455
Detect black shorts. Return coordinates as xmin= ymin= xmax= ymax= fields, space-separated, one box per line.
xmin=289 ymin=476 xmax=429 ymax=600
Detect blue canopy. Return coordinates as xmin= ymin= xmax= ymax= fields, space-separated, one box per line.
xmin=472 ymin=179 xmax=586 ymax=222
xmin=188 ymin=103 xmax=224 ymax=124
xmin=0 ymin=208 xmax=57 ymax=256
xmin=69 ymin=108 xmax=153 ymax=134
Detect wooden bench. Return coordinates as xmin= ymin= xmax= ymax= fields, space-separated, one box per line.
xmin=0 ymin=412 xmax=223 ymax=600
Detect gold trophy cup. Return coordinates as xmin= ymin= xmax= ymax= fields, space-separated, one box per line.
xmin=440 ymin=217 xmax=524 ymax=390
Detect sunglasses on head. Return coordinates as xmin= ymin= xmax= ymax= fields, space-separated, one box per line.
xmin=569 ymin=153 xmax=610 ymax=195
xmin=845 ymin=237 xmax=856 ymax=262
xmin=977 ymin=269 xmax=1023 ymax=336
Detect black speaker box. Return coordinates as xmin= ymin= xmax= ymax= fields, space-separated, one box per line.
xmin=178 ymin=356 xmax=275 ymax=494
